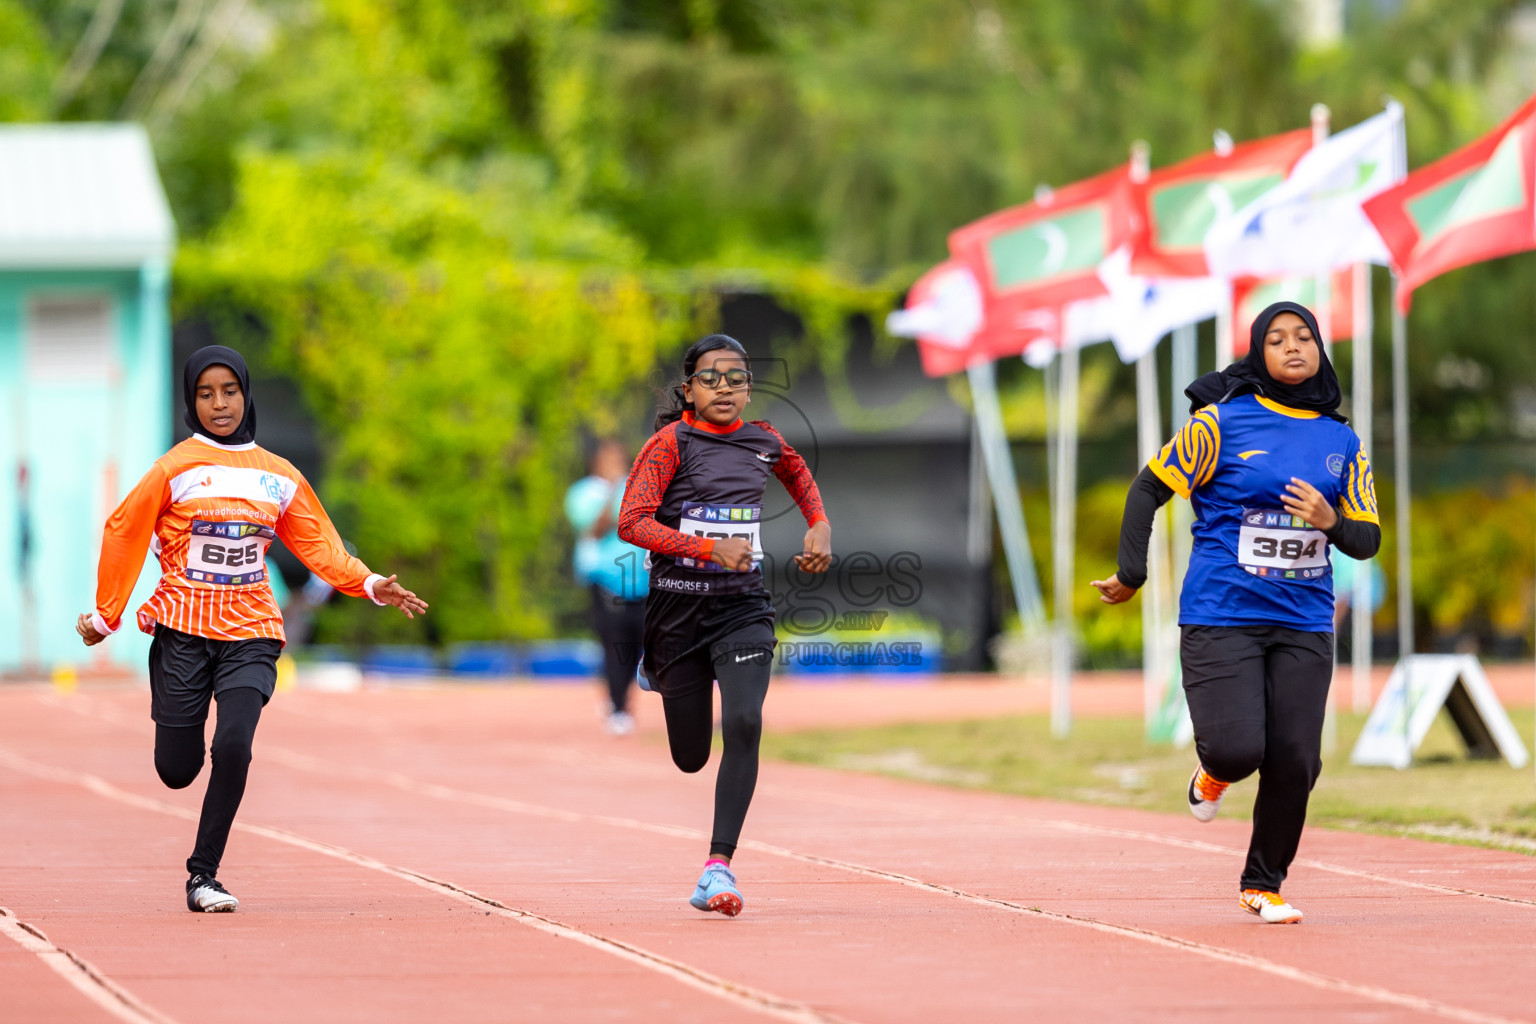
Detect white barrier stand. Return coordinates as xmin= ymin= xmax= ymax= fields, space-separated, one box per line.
xmin=1349 ymin=654 xmax=1529 ymax=769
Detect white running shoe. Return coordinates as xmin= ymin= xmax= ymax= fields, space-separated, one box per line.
xmin=1187 ymin=764 xmax=1230 ymax=823
xmin=606 ymin=710 xmax=635 ymax=736
xmin=186 ymin=874 xmax=238 ymax=913
xmin=1240 ymin=889 xmax=1303 ymax=924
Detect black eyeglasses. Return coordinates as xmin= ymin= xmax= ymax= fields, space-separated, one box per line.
xmin=689 ymin=368 xmax=752 ymax=390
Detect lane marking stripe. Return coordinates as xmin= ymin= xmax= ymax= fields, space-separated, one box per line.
xmin=220 ymin=747 xmax=1536 ymax=1023
xmin=283 ymin=695 xmax=1536 ymax=909
xmin=1041 ymin=819 xmax=1536 ymax=909
xmin=24 ymin=696 xmax=1536 ymax=1024
xmin=0 ymin=906 xmax=180 ymax=1024
xmin=45 ymin=693 xmax=1536 ymax=909
xmin=0 ymin=746 xmax=852 ymax=1024
xmin=248 ymin=748 xmax=1536 ymax=1024
xmin=734 ymin=840 xmax=1533 ymax=1024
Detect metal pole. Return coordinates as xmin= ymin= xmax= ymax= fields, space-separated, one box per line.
xmin=1136 ymin=350 xmax=1167 ymax=728
xmin=1311 ymin=103 xmax=1339 ymax=753
xmin=1170 ymin=324 xmax=1197 ymax=593
xmin=1052 ymin=343 xmax=1079 ymax=738
xmin=1215 ymin=280 xmax=1235 ymax=367
xmin=1351 ymin=262 xmax=1375 ymax=712
xmin=966 ymin=415 xmax=991 ymax=567
xmin=1391 ymin=274 xmax=1414 ymax=670
xmin=1312 ymin=105 xmax=1334 ymax=364
xmin=966 ymin=361 xmax=1047 ymax=631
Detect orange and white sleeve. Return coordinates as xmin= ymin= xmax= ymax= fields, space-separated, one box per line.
xmin=92 ymin=462 xmax=171 ymax=636
xmin=274 ymin=472 xmax=385 ymax=604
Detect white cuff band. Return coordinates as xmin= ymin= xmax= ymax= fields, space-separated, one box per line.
xmin=90 ymin=612 xmax=117 ymax=637
xmin=363 ymin=574 xmax=387 ymax=606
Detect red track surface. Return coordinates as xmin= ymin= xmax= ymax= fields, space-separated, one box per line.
xmin=2 ymin=679 xmax=1533 ymax=1023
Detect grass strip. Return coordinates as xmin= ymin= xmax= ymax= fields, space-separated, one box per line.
xmin=763 ymin=708 xmax=1536 ymax=853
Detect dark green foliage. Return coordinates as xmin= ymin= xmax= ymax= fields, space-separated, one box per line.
xmin=3 ymin=0 xmax=1533 ymax=642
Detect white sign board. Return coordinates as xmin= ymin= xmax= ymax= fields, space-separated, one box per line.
xmin=1350 ymin=654 xmax=1529 ymax=769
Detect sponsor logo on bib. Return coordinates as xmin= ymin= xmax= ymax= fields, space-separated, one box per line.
xmin=677 ymin=502 xmax=763 ymax=573
xmin=1237 ymin=507 xmax=1329 ymax=582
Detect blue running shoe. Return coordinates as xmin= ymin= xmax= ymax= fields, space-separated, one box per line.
xmin=688 ymin=861 xmax=743 ymax=917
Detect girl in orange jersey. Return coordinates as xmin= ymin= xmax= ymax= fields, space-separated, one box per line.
xmin=76 ymin=346 xmax=427 ymax=912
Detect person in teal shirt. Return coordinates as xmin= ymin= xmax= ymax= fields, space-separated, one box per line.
xmin=566 ymin=439 xmax=648 ymax=734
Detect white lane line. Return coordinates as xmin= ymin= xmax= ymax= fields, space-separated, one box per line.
xmin=731 ymin=840 xmax=1532 ymax=1024
xmin=217 ymin=746 xmax=1536 ymax=1023
xmin=1041 ymin=819 xmax=1536 ymax=909
xmin=0 ymin=906 xmax=179 ymax=1024
xmin=40 ymin=692 xmax=1536 ymax=909
xmin=28 ymin=694 xmax=1536 ymax=1023
xmin=0 ymin=746 xmax=853 ymax=1024
xmin=282 ymin=693 xmax=1536 ymax=909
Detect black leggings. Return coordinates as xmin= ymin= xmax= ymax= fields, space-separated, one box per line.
xmin=660 ymin=649 xmax=772 ymax=859
xmin=1181 ymin=625 xmax=1333 ymax=893
xmin=591 ymin=587 xmax=645 ymax=714
xmin=154 ymin=686 xmax=265 ymax=878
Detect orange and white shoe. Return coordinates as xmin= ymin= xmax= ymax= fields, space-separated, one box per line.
xmin=1187 ymin=764 xmax=1230 ymax=822
xmin=1240 ymin=889 xmax=1303 ymax=924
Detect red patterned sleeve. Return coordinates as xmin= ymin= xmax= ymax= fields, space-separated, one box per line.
xmin=757 ymin=423 xmax=829 ymax=527
xmin=617 ymin=424 xmax=716 ymax=561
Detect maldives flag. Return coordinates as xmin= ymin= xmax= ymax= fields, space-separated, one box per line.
xmin=1231 ymin=269 xmax=1354 ymax=355
xmin=947 ymin=164 xmax=1138 ymax=333
xmin=886 ymin=261 xmax=1057 ymax=376
xmin=1363 ymin=95 xmax=1536 ymax=311
xmin=1131 ymin=128 xmax=1313 ymax=278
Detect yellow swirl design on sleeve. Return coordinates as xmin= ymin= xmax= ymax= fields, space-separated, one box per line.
xmin=1148 ymin=406 xmax=1221 ymax=499
xmin=1341 ymin=448 xmax=1379 ymax=524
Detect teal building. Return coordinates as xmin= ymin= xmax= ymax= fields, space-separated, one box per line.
xmin=0 ymin=124 xmax=175 ymax=675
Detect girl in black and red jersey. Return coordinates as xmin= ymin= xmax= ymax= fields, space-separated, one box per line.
xmin=618 ymin=334 xmax=831 ymax=917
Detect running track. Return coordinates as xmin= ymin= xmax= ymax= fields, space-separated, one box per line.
xmin=2 ymin=681 xmax=1533 ymax=1023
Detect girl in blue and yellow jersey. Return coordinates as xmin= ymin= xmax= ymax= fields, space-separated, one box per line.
xmin=1092 ymin=302 xmax=1380 ymax=925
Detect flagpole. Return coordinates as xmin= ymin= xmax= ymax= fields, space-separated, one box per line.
xmin=1052 ymin=342 xmax=1079 ymax=738
xmin=1136 ymin=349 xmax=1168 ymax=729
xmin=1216 ymin=280 xmax=1235 ymax=366
xmin=1169 ymin=322 xmax=1197 ymax=593
xmin=1307 ymin=103 xmax=1341 ymax=752
xmin=966 ymin=360 xmax=1047 ymax=632
xmin=1129 ymin=139 xmax=1169 ymax=731
xmin=1391 ymin=273 xmax=1414 ymax=682
xmin=1352 ymin=262 xmax=1375 ymax=712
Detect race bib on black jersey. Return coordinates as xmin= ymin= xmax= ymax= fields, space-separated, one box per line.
xmin=1237 ymin=508 xmax=1329 ymax=582
xmin=677 ymin=502 xmax=762 ymax=573
xmin=185 ymin=520 xmax=276 ymax=585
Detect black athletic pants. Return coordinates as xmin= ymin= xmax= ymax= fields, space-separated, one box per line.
xmin=660 ymin=647 xmax=773 ymax=860
xmin=149 ymin=625 xmax=278 ymax=879
xmin=591 ymin=586 xmax=645 ymax=714
xmin=155 ymin=688 xmax=264 ymax=878
xmin=1181 ymin=624 xmax=1333 ymax=893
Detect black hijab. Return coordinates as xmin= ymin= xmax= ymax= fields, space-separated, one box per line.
xmin=1184 ymin=300 xmax=1345 ymax=422
xmin=183 ymin=345 xmax=258 ymax=446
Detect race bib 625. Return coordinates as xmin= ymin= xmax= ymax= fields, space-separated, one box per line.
xmin=185 ymin=520 xmax=276 ymax=585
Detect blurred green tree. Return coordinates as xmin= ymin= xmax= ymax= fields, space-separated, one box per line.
xmin=3 ymin=0 xmax=1533 ymax=646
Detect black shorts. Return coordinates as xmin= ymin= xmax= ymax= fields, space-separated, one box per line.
xmin=641 ymin=589 xmax=776 ymax=699
xmin=148 ymin=626 xmax=283 ymax=727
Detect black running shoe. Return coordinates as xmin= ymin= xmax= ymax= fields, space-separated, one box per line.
xmin=186 ymin=874 xmax=239 ymax=913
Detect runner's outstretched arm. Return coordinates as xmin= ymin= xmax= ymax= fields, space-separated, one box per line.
xmin=78 ymin=463 xmax=170 ymax=645
xmin=756 ymin=423 xmax=830 ymax=573
xmin=275 ymin=473 xmax=427 ymax=618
